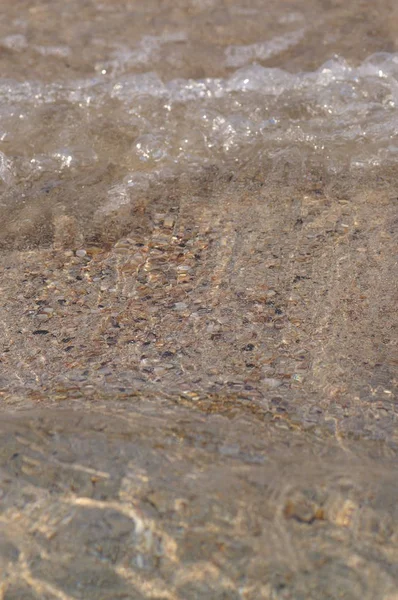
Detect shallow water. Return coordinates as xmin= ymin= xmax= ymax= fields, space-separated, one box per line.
xmin=0 ymin=1 xmax=398 ymax=598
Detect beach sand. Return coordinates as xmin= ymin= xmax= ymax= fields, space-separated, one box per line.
xmin=0 ymin=1 xmax=397 ymax=598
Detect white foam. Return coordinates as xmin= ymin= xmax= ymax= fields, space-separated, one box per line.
xmin=0 ymin=52 xmax=397 ymax=191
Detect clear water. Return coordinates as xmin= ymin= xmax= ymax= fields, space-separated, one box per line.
xmin=0 ymin=1 xmax=397 ymax=598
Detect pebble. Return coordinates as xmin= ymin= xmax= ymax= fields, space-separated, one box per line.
xmin=176 ymin=265 xmax=191 ymax=272
xmin=163 ymin=216 xmax=175 ymax=228
xmin=36 ymin=313 xmax=49 ymax=321
xmin=262 ymin=378 xmax=283 ymax=388
xmin=174 ymin=302 xmax=187 ymax=311
xmin=114 ymin=239 xmax=132 ymax=254
xmin=114 ymin=246 xmax=130 ymax=255
xmin=273 ymin=318 xmax=285 ymax=330
xmin=75 ymin=249 xmax=87 ymax=258
xmin=292 ymin=373 xmax=304 ymax=383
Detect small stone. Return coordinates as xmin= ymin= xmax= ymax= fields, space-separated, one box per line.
xmin=153 ymin=213 xmax=166 ymax=224
xmin=162 ymin=363 xmax=175 ymax=370
xmin=36 ymin=313 xmax=49 ymax=321
xmin=75 ymin=249 xmax=87 ymax=258
xmin=163 ymin=216 xmax=175 ymax=228
xmin=243 ymin=343 xmax=255 ymax=351
xmin=262 ymin=378 xmax=283 ymax=388
xmin=114 ymin=239 xmax=133 ymax=254
xmin=154 ymin=366 xmax=167 ymax=377
xmin=176 ymin=265 xmax=191 ymax=272
xmin=174 ymin=302 xmax=187 ymax=311
xmin=274 ymin=318 xmax=285 ymax=330
xmin=292 ymin=373 xmax=304 ymax=383
xmin=86 ymin=246 xmax=102 ymax=256
xmin=284 ymin=496 xmax=323 ymax=523
xmin=114 ymin=246 xmax=130 ymax=255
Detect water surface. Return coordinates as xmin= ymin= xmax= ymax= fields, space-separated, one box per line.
xmin=0 ymin=1 xmax=397 ymax=598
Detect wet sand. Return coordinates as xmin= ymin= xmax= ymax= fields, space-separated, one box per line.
xmin=0 ymin=1 xmax=398 ymax=598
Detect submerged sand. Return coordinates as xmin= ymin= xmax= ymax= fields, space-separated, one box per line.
xmin=0 ymin=0 xmax=397 ymax=598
